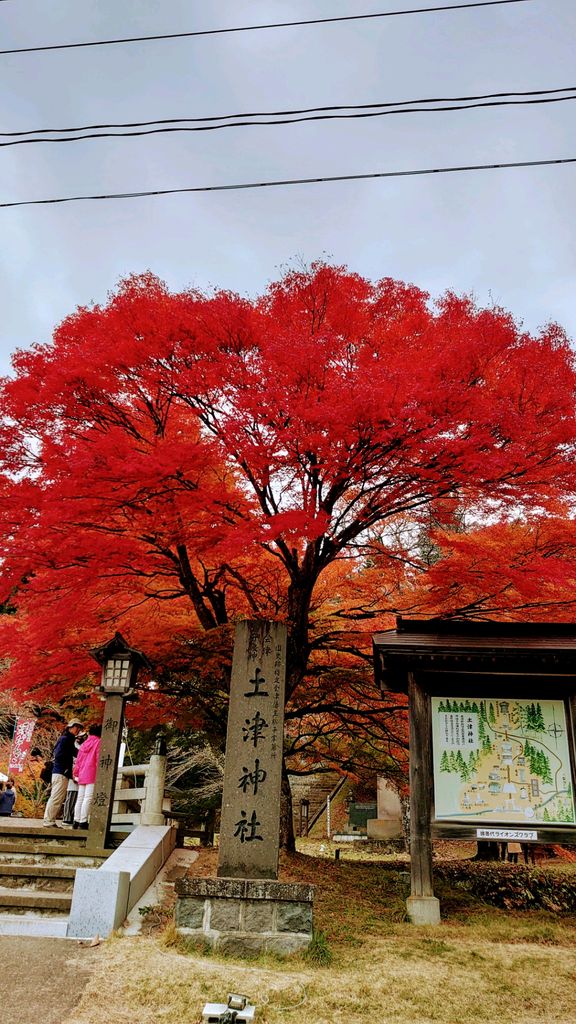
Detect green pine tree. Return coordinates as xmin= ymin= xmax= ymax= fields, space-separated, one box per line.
xmin=489 ymin=702 xmax=496 ymax=724
xmin=539 ymin=751 xmax=553 ymax=786
xmin=455 ymin=750 xmax=468 ymax=781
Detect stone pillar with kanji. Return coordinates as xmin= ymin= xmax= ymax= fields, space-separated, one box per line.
xmin=218 ymin=620 xmax=287 ymax=880
xmin=88 ymin=695 xmax=125 ymax=849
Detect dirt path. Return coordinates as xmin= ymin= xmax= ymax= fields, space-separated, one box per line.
xmin=0 ymin=936 xmax=101 ymax=1024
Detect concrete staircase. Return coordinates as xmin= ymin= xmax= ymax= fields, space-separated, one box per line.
xmin=0 ymin=821 xmax=108 ymax=936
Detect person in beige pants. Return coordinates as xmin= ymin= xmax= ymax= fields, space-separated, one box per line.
xmin=43 ymin=719 xmax=83 ymax=826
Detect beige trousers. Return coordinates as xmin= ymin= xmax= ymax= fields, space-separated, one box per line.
xmin=44 ymin=772 xmax=69 ymax=823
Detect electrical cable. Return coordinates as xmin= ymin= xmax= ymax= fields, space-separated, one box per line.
xmin=0 ymin=1 xmax=538 ymax=57
xmin=1 ymin=155 xmax=574 ymax=209
xmin=3 ymin=84 xmax=573 ymax=137
xmin=1 ymin=89 xmax=575 ymax=147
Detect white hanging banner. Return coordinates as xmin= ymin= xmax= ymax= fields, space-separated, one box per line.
xmin=8 ymin=717 xmax=37 ymax=774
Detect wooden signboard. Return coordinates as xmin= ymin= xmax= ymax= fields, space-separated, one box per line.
xmin=373 ymin=620 xmax=576 ymax=923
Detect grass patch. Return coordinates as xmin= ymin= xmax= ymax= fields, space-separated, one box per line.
xmin=303 ymin=930 xmax=333 ymax=966
xmin=68 ymin=843 xmax=576 ymax=1024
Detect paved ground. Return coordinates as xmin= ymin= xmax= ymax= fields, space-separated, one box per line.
xmin=0 ymin=936 xmax=100 ymax=1024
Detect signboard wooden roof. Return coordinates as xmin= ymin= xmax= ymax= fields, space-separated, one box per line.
xmin=373 ymin=618 xmax=576 ymax=694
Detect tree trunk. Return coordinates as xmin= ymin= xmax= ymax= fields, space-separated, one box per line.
xmin=280 ymin=758 xmax=296 ymax=852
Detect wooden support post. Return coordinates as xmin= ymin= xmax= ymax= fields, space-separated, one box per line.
xmin=407 ymin=671 xmax=440 ymax=924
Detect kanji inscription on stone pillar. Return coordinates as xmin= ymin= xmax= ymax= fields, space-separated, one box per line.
xmin=218 ymin=620 xmax=287 ymax=880
xmin=88 ymin=694 xmax=125 ymax=849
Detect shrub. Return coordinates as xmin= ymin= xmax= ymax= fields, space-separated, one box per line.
xmin=304 ymin=929 xmax=333 ymax=966
xmin=433 ymin=861 xmax=576 ymax=912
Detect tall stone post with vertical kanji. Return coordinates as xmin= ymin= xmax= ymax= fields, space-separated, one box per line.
xmin=218 ymin=620 xmax=287 ymax=879
xmin=175 ymin=620 xmax=314 ymax=955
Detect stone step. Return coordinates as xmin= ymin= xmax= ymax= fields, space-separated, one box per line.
xmin=0 ymin=864 xmax=77 ymax=879
xmin=0 ymin=842 xmax=109 ymax=858
xmin=0 ymin=863 xmax=75 ymax=892
xmin=0 ymin=914 xmax=69 ymax=937
xmin=0 ymin=886 xmax=72 ymax=911
xmin=0 ymin=825 xmax=86 ymax=843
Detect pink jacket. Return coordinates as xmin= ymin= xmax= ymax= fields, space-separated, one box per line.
xmin=74 ymin=735 xmax=101 ymax=785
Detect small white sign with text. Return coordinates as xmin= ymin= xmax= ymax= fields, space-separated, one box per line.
xmin=476 ymin=828 xmax=538 ymax=841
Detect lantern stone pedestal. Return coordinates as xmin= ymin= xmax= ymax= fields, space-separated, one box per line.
xmin=175 ymin=877 xmax=314 ymax=955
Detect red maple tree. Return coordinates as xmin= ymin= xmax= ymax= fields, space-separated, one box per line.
xmin=2 ymin=264 xmax=576 ymax=841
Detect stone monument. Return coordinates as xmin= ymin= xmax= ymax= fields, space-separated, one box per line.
xmin=175 ymin=620 xmax=314 ymax=955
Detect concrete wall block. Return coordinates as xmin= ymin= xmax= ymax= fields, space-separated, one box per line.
xmin=276 ymin=901 xmax=313 ymax=934
xmin=121 ymin=825 xmax=172 ymax=849
xmin=176 ymin=897 xmax=206 ymax=930
xmin=209 ymin=898 xmax=242 ymax=931
xmin=67 ymin=868 xmax=130 ymax=938
xmin=215 ymin=933 xmax=265 ymax=956
xmin=244 ymin=879 xmax=314 ymax=902
xmin=177 ymin=877 xmax=245 ymax=899
xmin=265 ymin=933 xmax=311 ymax=955
xmin=242 ymin=898 xmax=274 ymax=933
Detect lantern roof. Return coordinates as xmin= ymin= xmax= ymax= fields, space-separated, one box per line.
xmin=90 ymin=631 xmax=152 ymax=671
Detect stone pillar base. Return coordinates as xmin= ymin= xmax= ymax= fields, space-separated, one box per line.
xmin=406 ymin=895 xmax=441 ymax=925
xmin=175 ymin=877 xmax=314 ymax=957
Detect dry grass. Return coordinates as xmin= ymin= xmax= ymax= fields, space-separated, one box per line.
xmin=65 ymin=843 xmax=576 ymax=1024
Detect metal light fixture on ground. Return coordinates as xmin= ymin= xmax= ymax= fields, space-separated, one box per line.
xmin=202 ymin=994 xmax=255 ymax=1023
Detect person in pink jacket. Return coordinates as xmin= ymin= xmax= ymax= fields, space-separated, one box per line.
xmin=73 ymin=724 xmax=101 ymax=829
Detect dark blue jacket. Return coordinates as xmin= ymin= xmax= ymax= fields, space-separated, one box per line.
xmin=52 ymin=729 xmax=77 ymax=778
xmin=0 ymin=787 xmax=15 ymax=815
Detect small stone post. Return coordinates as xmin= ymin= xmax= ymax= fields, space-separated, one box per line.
xmin=141 ymin=739 xmax=168 ymax=826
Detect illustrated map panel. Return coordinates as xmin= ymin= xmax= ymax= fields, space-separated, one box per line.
xmin=432 ymin=697 xmax=575 ymax=825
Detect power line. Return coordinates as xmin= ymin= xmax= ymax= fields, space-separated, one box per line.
xmin=2 ymin=85 xmax=574 ymax=138
xmin=0 ymin=1 xmax=537 ymax=57
xmin=1 ymin=155 xmax=574 ymax=209
xmin=1 ymin=93 xmax=574 ymax=148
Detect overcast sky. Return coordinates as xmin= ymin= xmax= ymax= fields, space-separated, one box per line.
xmin=0 ymin=0 xmax=574 ymax=373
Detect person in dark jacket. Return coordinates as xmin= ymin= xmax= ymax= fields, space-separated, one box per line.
xmin=43 ymin=719 xmax=83 ymax=827
xmin=0 ymin=779 xmax=16 ymax=816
